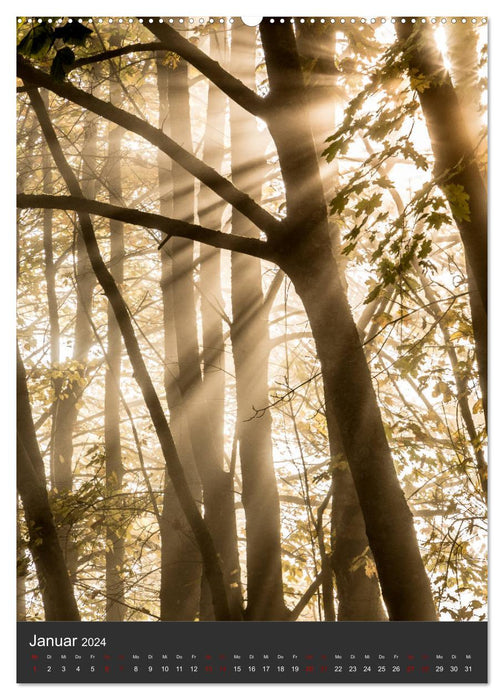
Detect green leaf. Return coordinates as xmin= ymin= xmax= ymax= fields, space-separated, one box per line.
xmin=54 ymin=19 xmax=92 ymax=46
xmin=354 ymin=192 xmax=382 ymax=217
xmin=425 ymin=211 xmax=451 ymax=230
xmin=329 ymin=190 xmax=349 ymax=215
xmin=363 ymin=283 xmax=383 ymax=305
xmin=417 ymin=239 xmax=432 ymax=259
xmin=50 ymin=47 xmax=75 ymax=81
xmin=401 ymin=140 xmax=429 ymax=170
xmin=374 ymin=175 xmax=394 ymax=189
xmin=17 ymin=22 xmax=54 ymax=58
xmin=444 ymin=183 xmax=471 ymax=222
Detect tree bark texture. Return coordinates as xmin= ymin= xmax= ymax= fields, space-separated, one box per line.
xmin=260 ymin=20 xmax=437 ymax=621
xmin=297 ymin=20 xmax=386 ymax=621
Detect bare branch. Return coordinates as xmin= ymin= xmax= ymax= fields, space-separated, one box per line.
xmin=72 ymin=42 xmax=165 ymax=69
xmin=142 ymin=20 xmax=266 ymax=118
xmin=17 ymin=56 xmax=283 ymax=243
xmin=17 ymin=193 xmax=273 ymax=261
xmin=287 ymin=571 xmax=324 ymax=621
xmin=23 ymin=84 xmax=233 ymax=621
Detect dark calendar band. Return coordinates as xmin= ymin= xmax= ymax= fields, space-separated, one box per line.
xmin=17 ymin=621 xmax=487 ymax=683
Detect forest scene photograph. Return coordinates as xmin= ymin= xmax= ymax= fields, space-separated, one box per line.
xmin=16 ymin=15 xmax=487 ymax=624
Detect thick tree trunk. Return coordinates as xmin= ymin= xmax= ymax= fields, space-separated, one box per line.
xmin=104 ymin=67 xmax=126 ymax=621
xmin=230 ymin=24 xmax=288 ymax=620
xmin=17 ymin=348 xmax=81 ymax=621
xmin=290 ymin=253 xmax=436 ymax=621
xmin=331 ymin=468 xmax=387 ymax=620
xmin=396 ymin=21 xmax=487 ymax=422
xmin=297 ymin=21 xmax=386 ymax=621
xmin=444 ymin=24 xmax=488 ymax=430
xmin=260 ymin=20 xmax=437 ymax=621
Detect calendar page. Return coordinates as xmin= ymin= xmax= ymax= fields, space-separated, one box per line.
xmin=16 ymin=14 xmax=488 ymax=684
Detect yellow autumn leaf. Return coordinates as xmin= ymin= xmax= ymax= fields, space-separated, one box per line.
xmin=449 ymin=330 xmax=464 ymax=341
xmin=472 ymin=399 xmax=483 ymax=414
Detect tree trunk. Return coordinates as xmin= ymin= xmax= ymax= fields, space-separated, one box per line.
xmin=48 ymin=97 xmax=97 ymax=584
xmin=156 ymin=56 xmax=203 ymax=621
xmin=104 ymin=64 xmax=126 ymax=621
xmin=260 ymin=19 xmax=437 ymax=621
xmin=198 ymin=29 xmax=241 ymax=619
xmin=166 ymin=48 xmax=242 ymax=620
xmin=230 ymin=23 xmax=288 ymax=620
xmin=396 ymin=21 xmax=487 ymax=422
xmin=41 ymin=90 xmax=60 ymax=368
xmin=445 ymin=22 xmax=487 ymax=162
xmin=28 ymin=85 xmax=232 ymax=621
xmin=51 ymin=110 xmax=96 ymax=496
xmin=17 ymin=348 xmax=81 ymax=621
xmin=199 ymin=29 xmax=227 ymax=498
xmin=297 ymin=21 xmax=386 ymax=621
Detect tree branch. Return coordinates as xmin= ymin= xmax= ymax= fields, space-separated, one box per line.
xmin=72 ymin=42 xmax=165 ymax=69
xmin=142 ymin=20 xmax=266 ymax=118
xmin=23 ymin=84 xmax=233 ymax=621
xmin=17 ymin=43 xmax=167 ymax=93
xmin=287 ymin=571 xmax=324 ymax=621
xmin=17 ymin=193 xmax=273 ymax=261
xmin=17 ymin=56 xmax=283 ymax=243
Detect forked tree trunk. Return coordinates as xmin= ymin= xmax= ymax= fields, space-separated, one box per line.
xmin=260 ymin=19 xmax=437 ymax=621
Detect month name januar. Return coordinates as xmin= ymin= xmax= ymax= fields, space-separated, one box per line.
xmin=29 ymin=635 xmax=78 ymax=647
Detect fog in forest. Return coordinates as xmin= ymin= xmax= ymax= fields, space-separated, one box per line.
xmin=16 ymin=16 xmax=487 ymax=623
